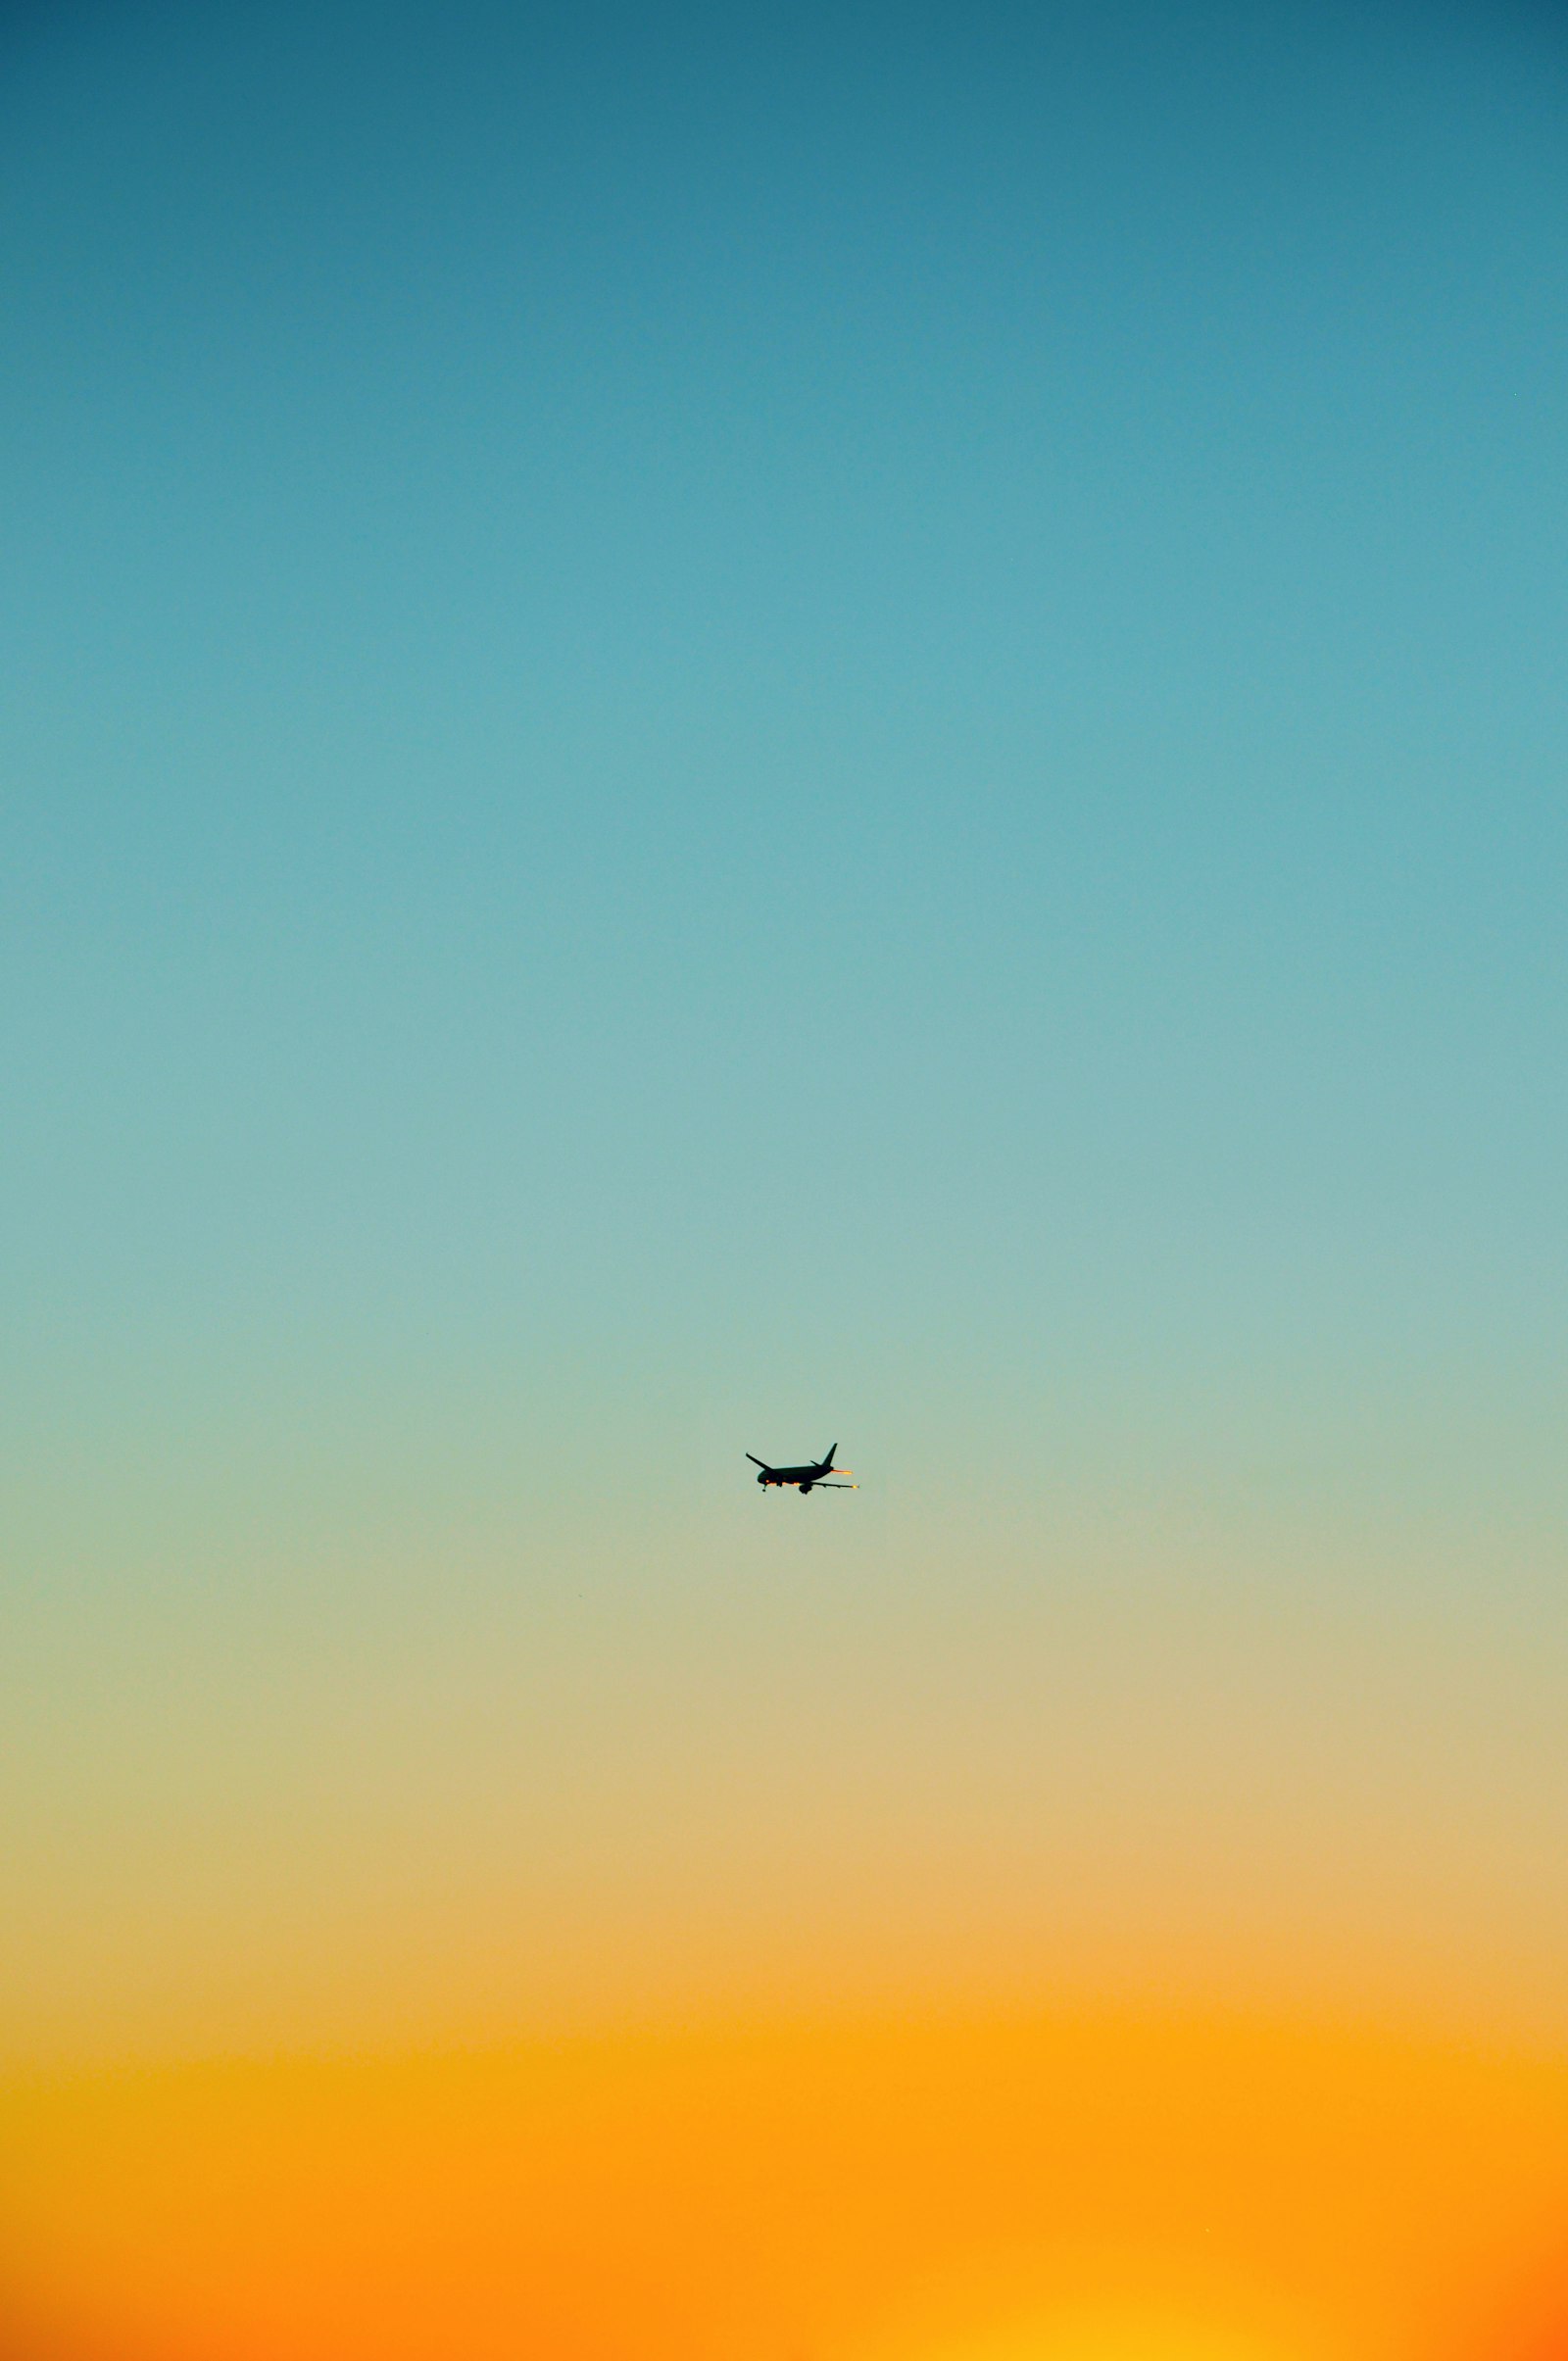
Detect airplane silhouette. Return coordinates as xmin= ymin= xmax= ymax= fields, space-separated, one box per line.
xmin=745 ymin=1445 xmax=857 ymax=1494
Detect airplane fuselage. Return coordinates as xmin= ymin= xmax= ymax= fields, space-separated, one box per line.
xmin=760 ymin=1462 xmax=825 ymax=1489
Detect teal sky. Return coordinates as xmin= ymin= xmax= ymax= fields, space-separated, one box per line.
xmin=4 ymin=0 xmax=1568 ymax=2059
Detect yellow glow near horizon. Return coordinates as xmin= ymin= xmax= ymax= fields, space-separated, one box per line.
xmin=888 ymin=2299 xmax=1303 ymax=2361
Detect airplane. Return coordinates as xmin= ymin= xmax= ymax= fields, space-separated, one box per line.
xmin=745 ymin=1444 xmax=857 ymax=1495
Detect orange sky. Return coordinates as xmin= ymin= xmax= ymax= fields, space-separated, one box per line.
xmin=5 ymin=2005 xmax=1566 ymax=2361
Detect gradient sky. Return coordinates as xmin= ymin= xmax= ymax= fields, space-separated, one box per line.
xmin=4 ymin=3 xmax=1568 ymax=2347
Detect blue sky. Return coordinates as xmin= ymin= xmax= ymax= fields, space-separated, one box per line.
xmin=4 ymin=0 xmax=1568 ymax=2056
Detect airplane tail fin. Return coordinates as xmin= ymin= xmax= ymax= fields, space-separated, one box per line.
xmin=821 ymin=1444 xmax=838 ymax=1470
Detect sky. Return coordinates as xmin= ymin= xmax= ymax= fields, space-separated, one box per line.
xmin=3 ymin=2 xmax=1568 ymax=2355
